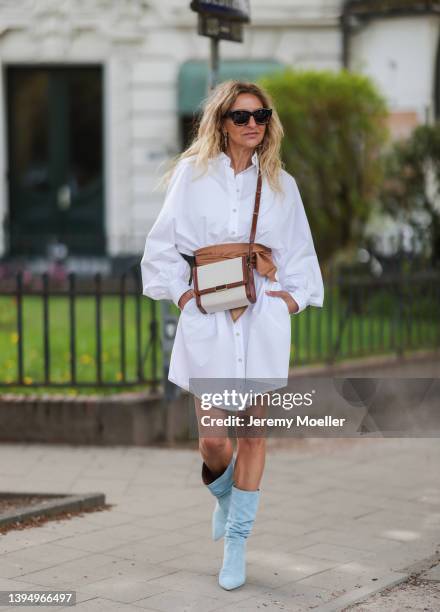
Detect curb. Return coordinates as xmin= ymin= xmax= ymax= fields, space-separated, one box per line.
xmin=288 ymin=348 xmax=440 ymax=377
xmin=0 ymin=492 xmax=106 ymax=528
xmin=312 ymin=571 xmax=409 ymax=612
xmin=313 ymin=550 xmax=440 ymax=611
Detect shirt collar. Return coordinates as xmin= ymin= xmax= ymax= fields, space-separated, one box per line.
xmin=218 ymin=150 xmax=259 ymax=172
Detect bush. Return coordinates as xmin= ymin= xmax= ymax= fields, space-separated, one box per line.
xmin=259 ymin=68 xmax=389 ymax=269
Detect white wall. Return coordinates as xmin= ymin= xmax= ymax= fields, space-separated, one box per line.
xmin=348 ymin=15 xmax=439 ymax=125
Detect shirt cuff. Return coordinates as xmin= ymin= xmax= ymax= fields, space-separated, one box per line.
xmin=287 ymin=289 xmax=308 ymax=315
xmin=169 ymin=277 xmax=192 ymax=308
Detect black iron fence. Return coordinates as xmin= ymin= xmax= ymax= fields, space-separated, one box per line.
xmin=0 ymin=269 xmax=439 ymax=389
xmin=0 ymin=270 xmax=160 ymax=390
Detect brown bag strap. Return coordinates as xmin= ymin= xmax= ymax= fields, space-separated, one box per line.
xmin=248 ymin=168 xmax=262 ymax=262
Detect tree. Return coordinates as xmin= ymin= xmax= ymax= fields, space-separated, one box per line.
xmin=379 ymin=123 xmax=440 ymax=267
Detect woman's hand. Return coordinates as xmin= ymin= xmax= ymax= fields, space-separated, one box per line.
xmin=178 ymin=288 xmax=195 ymax=311
xmin=265 ymin=290 xmax=299 ymax=314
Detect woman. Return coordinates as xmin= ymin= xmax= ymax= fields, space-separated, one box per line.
xmin=140 ymin=80 xmax=324 ymax=590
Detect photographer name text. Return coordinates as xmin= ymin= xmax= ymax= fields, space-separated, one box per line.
xmin=200 ymin=415 xmax=346 ymax=428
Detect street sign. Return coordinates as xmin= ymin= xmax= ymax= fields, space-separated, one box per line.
xmin=190 ymin=0 xmax=250 ymax=23
xmin=198 ymin=14 xmax=243 ymax=42
xmin=190 ymin=0 xmax=251 ymax=90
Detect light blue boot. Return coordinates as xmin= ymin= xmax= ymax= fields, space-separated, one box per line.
xmin=202 ymin=455 xmax=235 ymax=541
xmin=219 ymin=485 xmax=261 ymax=590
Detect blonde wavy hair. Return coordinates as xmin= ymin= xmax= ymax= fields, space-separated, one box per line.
xmin=156 ymin=80 xmax=285 ymax=194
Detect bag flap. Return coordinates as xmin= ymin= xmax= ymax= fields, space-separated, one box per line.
xmin=196 ymin=256 xmax=245 ymax=291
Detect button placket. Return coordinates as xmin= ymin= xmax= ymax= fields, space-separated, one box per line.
xmin=231 ymin=174 xmax=241 ymax=236
xmin=225 ymin=166 xmax=237 ymax=236
xmin=234 ymin=318 xmax=245 ymax=373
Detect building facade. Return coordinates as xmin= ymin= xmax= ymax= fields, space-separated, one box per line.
xmin=0 ymin=0 xmax=437 ymax=261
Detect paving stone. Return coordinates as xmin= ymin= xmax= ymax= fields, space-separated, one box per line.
xmin=131 ymin=513 xmax=203 ymax=532
xmin=0 ymin=528 xmax=68 ymax=555
xmin=158 ymin=551 xmax=221 ymax=575
xmin=287 ymin=527 xmax=405 ymax=554
xmin=16 ymin=552 xmax=123 ymax=589
xmin=103 ymin=540 xmax=190 ymax=565
xmin=1 ymin=542 xmax=87 ymax=574
xmin=252 ymin=530 xmax=326 ymax=554
xmin=133 ymin=587 xmax=225 ymax=611
xmin=60 ymin=597 xmax=153 ymax=610
xmin=245 ymin=551 xmax=341 ymax=587
xmin=73 ymin=574 xmax=170 ymax=604
xmin=135 ymin=569 xmax=252 ymax=602
xmin=36 ymin=518 xmax=107 ymax=538
xmin=82 ymin=510 xmax=148 ymax=528
xmin=253 ymin=519 xmax=323 ymax=538
xmin=51 ymin=531 xmax=138 ymax=554
xmin=81 ymin=523 xmax=159 ymax=543
xmin=0 ymin=556 xmax=55 ymax=579
xmin=293 ymin=542 xmax=374 ymax=564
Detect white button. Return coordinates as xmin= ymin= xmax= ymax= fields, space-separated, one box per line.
xmin=238 ymin=358 xmax=242 ymax=362
xmin=232 ymin=208 xmax=237 ymax=212
xmin=231 ymin=230 xmax=236 ymax=234
xmin=236 ymin=331 xmax=240 ymax=336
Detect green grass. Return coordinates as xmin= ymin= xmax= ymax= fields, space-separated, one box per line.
xmin=1 ymin=284 xmax=439 ymax=394
xmin=0 ymin=295 xmax=163 ymax=387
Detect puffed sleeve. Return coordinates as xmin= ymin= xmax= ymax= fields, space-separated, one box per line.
xmin=140 ymin=160 xmax=191 ymax=308
xmin=272 ymin=175 xmax=324 ymax=315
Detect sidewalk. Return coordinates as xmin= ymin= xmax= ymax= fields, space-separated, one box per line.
xmin=0 ymin=437 xmax=439 ymax=611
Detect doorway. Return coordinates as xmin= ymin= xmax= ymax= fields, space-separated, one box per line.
xmin=6 ymin=65 xmax=105 ymax=256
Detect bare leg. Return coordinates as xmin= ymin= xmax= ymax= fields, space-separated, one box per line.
xmin=194 ymin=394 xmax=234 ymax=477
xmin=234 ymin=396 xmax=267 ymax=490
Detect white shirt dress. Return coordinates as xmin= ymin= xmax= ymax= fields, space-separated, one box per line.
xmin=140 ymin=151 xmax=324 ymax=408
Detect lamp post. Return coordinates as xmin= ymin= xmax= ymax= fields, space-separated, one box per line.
xmin=190 ymin=1 xmax=251 ymax=92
